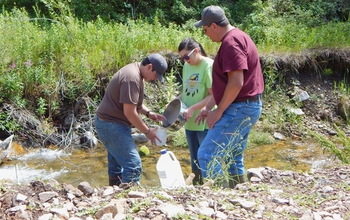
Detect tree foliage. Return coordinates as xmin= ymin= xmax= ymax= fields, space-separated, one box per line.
xmin=2 ymin=0 xmax=349 ymax=27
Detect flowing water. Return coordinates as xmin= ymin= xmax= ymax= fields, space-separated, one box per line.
xmin=0 ymin=139 xmax=335 ymax=188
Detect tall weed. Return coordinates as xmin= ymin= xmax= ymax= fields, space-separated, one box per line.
xmin=310 ymin=125 xmax=350 ymax=164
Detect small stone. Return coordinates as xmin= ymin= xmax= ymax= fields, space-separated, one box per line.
xmin=16 ymin=193 xmax=27 ymax=202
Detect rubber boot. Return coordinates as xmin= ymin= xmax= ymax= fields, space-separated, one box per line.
xmin=109 ymin=175 xmax=122 ymax=187
xmin=228 ymin=175 xmax=246 ymax=189
xmin=192 ymin=170 xmax=203 ymax=185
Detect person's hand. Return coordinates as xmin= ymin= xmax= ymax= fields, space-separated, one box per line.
xmin=148 ymin=112 xmax=166 ymax=123
xmin=183 ymin=107 xmax=194 ymax=121
xmin=206 ymin=109 xmax=222 ymax=129
xmin=194 ymin=108 xmax=210 ymax=125
xmin=145 ymin=127 xmax=161 ymax=145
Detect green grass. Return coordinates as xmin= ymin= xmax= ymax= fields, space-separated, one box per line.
xmin=248 ymin=129 xmax=275 ymax=146
xmin=258 ymin=21 xmax=350 ymax=53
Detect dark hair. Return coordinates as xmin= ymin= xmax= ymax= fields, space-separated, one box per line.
xmin=141 ymin=57 xmax=151 ymax=66
xmin=178 ymin=38 xmax=207 ymax=57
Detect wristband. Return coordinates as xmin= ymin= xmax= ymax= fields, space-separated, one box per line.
xmin=146 ymin=111 xmax=151 ymax=118
xmin=144 ymin=127 xmax=150 ymax=135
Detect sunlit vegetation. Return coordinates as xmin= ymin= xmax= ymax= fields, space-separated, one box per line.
xmin=0 ymin=0 xmax=350 ymax=163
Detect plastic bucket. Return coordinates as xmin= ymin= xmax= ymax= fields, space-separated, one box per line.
xmin=162 ymin=99 xmax=188 ymax=131
xmin=155 ymin=126 xmax=167 ymax=146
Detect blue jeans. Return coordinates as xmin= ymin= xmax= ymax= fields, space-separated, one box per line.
xmin=185 ymin=129 xmax=208 ymax=171
xmin=198 ymin=99 xmax=262 ymax=179
xmin=94 ymin=116 xmax=142 ymax=184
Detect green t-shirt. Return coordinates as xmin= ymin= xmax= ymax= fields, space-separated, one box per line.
xmin=182 ymin=56 xmax=213 ymax=131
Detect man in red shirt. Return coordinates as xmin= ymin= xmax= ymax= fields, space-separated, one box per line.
xmin=194 ymin=5 xmax=264 ymax=188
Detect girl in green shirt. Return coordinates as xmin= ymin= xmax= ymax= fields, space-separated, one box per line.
xmin=177 ymin=38 xmax=213 ymax=185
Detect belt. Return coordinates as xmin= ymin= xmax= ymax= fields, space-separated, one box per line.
xmin=233 ymin=94 xmax=261 ymax=103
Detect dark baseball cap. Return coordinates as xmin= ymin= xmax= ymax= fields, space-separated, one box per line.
xmin=194 ymin=5 xmax=229 ymax=28
xmin=148 ymin=53 xmax=168 ymax=82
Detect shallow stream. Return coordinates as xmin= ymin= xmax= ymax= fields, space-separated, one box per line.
xmin=0 ymin=138 xmax=334 ymax=188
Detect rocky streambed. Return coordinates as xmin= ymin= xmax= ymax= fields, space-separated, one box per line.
xmin=0 ymin=164 xmax=349 ymax=220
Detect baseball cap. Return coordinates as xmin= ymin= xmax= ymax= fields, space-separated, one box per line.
xmin=194 ymin=5 xmax=229 ymax=28
xmin=148 ymin=53 xmax=168 ymax=82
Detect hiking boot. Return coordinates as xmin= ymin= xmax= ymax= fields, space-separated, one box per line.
xmin=109 ymin=175 xmax=122 ymax=187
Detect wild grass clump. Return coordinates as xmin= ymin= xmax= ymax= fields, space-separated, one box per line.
xmin=310 ymin=125 xmax=350 ymax=164
xmin=257 ymin=22 xmax=350 ymax=53
xmin=168 ymin=128 xmax=188 ymax=148
xmin=248 ymin=129 xmax=275 ymax=146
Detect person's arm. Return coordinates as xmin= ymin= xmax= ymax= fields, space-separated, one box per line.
xmin=206 ymin=70 xmax=243 ymax=129
xmin=205 ymin=96 xmax=216 ymax=110
xmin=194 ymin=94 xmax=216 ymax=125
xmin=191 ymin=89 xmax=213 ymax=111
xmin=140 ymin=104 xmax=166 ymax=123
xmin=124 ymin=103 xmax=161 ymax=145
xmin=184 ymin=89 xmax=213 ymax=121
xmin=140 ymin=104 xmax=151 ymax=117
xmin=175 ymin=94 xmax=182 ymax=100
xmin=124 ymin=103 xmax=149 ymax=133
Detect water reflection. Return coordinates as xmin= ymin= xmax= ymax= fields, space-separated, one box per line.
xmin=0 ymin=144 xmax=192 ymax=188
xmin=245 ymin=140 xmax=334 ymax=172
xmin=0 ymin=139 xmax=334 ymax=188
